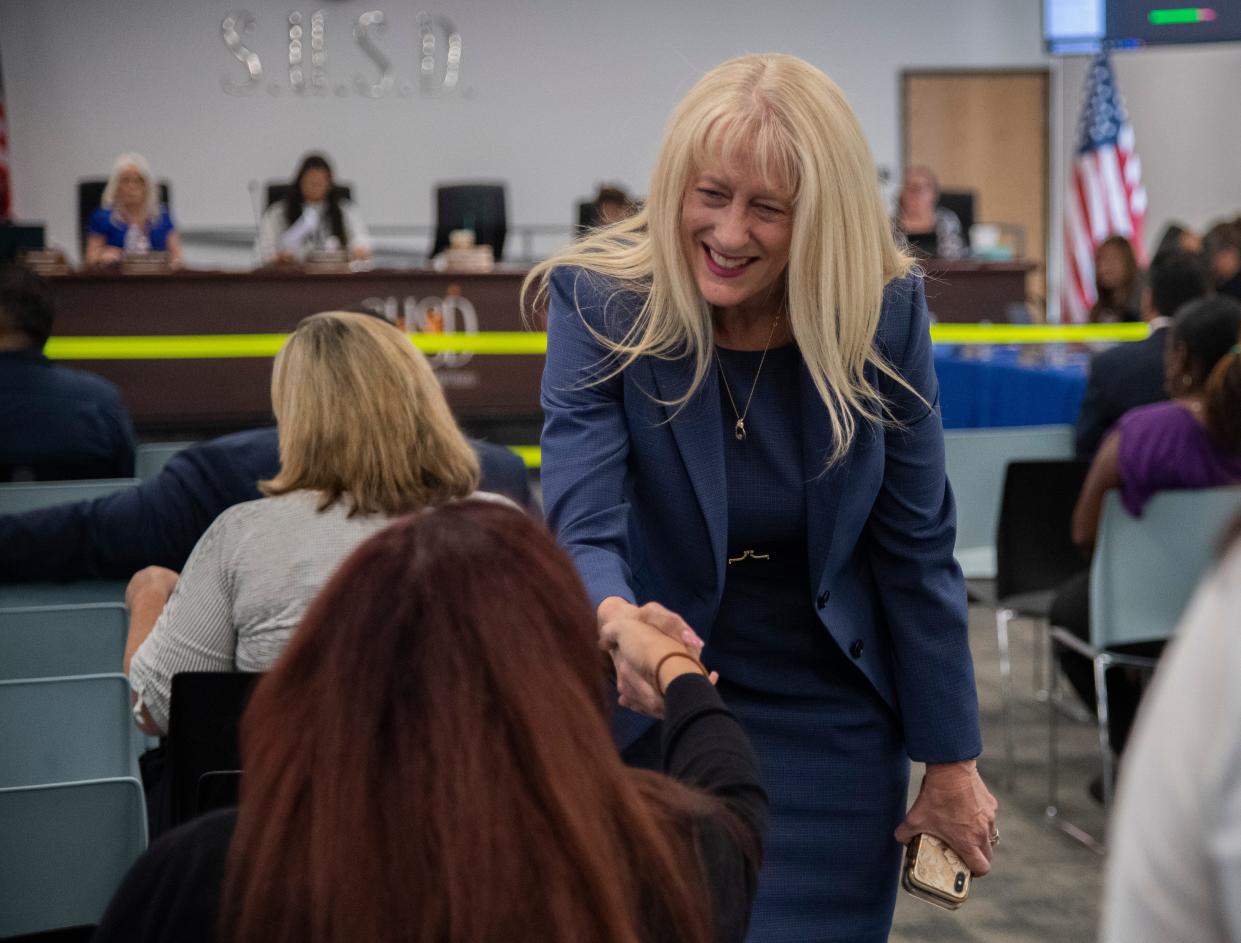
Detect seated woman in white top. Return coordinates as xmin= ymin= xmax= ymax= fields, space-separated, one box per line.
xmin=123 ymin=310 xmax=487 ymax=734
xmin=256 ymin=153 xmax=372 ymax=265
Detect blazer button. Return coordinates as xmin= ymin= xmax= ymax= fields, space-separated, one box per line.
xmin=849 ymin=639 xmax=864 ymax=659
xmin=816 ymin=590 xmax=830 ymax=610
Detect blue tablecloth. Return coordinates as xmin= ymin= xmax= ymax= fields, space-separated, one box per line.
xmin=934 ymin=347 xmax=1088 ymax=429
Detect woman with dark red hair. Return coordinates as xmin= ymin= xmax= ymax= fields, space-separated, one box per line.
xmin=94 ymin=500 xmax=767 ymax=943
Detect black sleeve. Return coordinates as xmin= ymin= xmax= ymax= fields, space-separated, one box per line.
xmin=0 ymin=452 xmax=225 ymax=582
xmin=661 ymin=674 xmax=768 ymax=943
xmin=111 ymin=400 xmax=138 ymax=479
xmin=93 ymin=810 xmax=235 ymax=943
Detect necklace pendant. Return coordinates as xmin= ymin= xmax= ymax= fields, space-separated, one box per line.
xmin=734 ymin=418 xmax=747 ymax=441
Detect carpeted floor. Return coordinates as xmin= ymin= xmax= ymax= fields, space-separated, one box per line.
xmin=890 ymin=604 xmax=1109 ymax=943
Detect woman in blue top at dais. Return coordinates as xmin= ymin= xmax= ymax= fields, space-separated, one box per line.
xmin=85 ymin=152 xmax=182 ymax=268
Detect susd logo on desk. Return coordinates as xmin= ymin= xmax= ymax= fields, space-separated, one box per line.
xmin=359 ymin=291 xmax=479 ymax=373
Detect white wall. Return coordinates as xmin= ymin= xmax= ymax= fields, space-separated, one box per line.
xmin=0 ymin=0 xmax=1045 ymax=265
xmin=3 ymin=1 xmax=1236 ymax=276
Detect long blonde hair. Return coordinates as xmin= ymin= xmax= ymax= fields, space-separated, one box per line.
xmin=525 ymin=53 xmax=916 ymax=462
xmin=261 ymin=312 xmax=480 ymax=515
xmin=100 ymin=152 xmax=161 ymax=222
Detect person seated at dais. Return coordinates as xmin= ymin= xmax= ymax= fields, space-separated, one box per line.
xmin=85 ymin=153 xmax=183 ymax=268
xmin=894 ymin=165 xmax=965 ymax=259
xmin=257 ymin=153 xmax=372 ymax=265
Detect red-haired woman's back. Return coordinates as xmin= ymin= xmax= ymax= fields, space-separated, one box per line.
xmin=95 ymin=501 xmax=767 ymax=943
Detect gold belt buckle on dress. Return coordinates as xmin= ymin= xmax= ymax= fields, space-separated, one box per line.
xmin=727 ymin=549 xmax=772 ymax=565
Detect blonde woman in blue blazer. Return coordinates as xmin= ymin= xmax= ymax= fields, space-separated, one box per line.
xmin=528 ymin=54 xmax=997 ymax=942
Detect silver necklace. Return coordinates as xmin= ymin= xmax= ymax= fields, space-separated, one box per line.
xmin=716 ymin=316 xmax=781 ymax=442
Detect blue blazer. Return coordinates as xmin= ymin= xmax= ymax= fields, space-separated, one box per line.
xmin=541 ymin=266 xmax=981 ymax=763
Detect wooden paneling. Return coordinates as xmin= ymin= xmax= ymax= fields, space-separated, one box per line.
xmin=903 ymin=70 xmax=1049 ymax=318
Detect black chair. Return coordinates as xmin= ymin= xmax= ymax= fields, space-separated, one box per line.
xmin=165 ymin=671 xmax=263 ymax=831
xmin=990 ymin=459 xmax=1091 ymax=790
xmin=431 ymin=182 xmax=507 ymax=258
xmin=76 ymin=178 xmax=172 ymax=256
xmin=937 ymin=189 xmax=975 ymax=248
xmin=263 ymin=181 xmax=353 ymax=209
xmin=576 ymin=199 xmax=601 ymax=236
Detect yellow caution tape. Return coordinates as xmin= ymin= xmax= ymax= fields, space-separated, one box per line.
xmin=43 ymin=324 xmax=1148 ymax=361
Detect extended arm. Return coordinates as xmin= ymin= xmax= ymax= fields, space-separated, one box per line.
xmin=540 ymin=267 xmax=640 ymax=607
xmin=128 ymin=516 xmax=239 ymax=735
xmin=1072 ymin=429 xmax=1122 ymax=551
xmin=866 ymin=277 xmax=996 ymax=872
xmin=0 ymin=447 xmax=237 ymax=582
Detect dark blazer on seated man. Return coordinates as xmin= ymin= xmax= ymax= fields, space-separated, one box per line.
xmin=0 ymin=264 xmax=136 ymax=481
xmin=0 ymin=426 xmax=534 ymax=582
xmin=1075 ymin=249 xmax=1209 ymax=460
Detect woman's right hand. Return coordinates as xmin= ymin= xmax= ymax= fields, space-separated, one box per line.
xmin=597 ymin=598 xmax=713 ymax=717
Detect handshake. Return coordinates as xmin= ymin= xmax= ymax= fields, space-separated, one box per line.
xmin=596 ymin=597 xmax=718 ymax=716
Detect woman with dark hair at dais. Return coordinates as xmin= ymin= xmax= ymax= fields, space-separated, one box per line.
xmin=257 ymin=153 xmax=372 ymax=265
xmin=95 ymin=501 xmax=768 ymax=943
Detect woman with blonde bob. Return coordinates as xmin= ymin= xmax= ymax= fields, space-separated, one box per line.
xmin=124 ymin=311 xmax=484 ymax=737
xmin=85 ymin=152 xmax=183 ymax=267
xmin=529 ymin=53 xmax=997 ymax=939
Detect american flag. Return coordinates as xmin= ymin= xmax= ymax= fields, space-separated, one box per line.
xmin=0 ymin=48 xmax=10 ymax=219
xmin=1062 ymin=52 xmax=1147 ymax=323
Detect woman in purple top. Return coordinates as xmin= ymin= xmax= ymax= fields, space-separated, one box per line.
xmin=1055 ymin=294 xmax=1241 ymax=765
xmin=1073 ymin=294 xmax=1241 ymax=539
xmin=85 ymin=153 xmax=182 ymax=268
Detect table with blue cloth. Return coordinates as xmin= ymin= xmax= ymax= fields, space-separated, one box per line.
xmin=934 ymin=346 xmax=1089 ymax=429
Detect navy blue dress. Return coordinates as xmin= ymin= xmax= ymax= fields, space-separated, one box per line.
xmin=710 ymin=344 xmax=909 ymax=943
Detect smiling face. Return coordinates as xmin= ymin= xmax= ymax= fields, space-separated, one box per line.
xmin=680 ymin=156 xmax=794 ymax=321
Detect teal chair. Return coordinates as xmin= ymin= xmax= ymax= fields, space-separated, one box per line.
xmin=0 ymin=604 xmax=128 ymax=681
xmin=135 ymin=441 xmax=193 ymax=481
xmin=1047 ymin=486 xmax=1241 ymax=848
xmin=0 ymin=777 xmax=147 ymax=937
xmin=0 ymin=581 xmax=128 ymax=608
xmin=0 ymin=478 xmax=139 ymax=514
xmin=942 ymin=425 xmax=1075 ymax=579
xmin=0 ymin=674 xmax=141 ymax=788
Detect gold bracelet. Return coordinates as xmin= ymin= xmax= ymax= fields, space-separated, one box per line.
xmin=654 ymin=651 xmax=708 ymax=696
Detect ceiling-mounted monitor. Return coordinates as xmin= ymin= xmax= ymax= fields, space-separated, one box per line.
xmin=1044 ymin=1 xmax=1241 ymax=54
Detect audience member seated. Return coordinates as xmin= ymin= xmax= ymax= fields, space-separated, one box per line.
xmin=1076 ymin=249 xmax=1209 ymax=459
xmin=1089 ymin=235 xmax=1142 ymax=324
xmin=257 ymin=153 xmax=372 ymax=265
xmin=893 ymin=165 xmax=965 ymax=259
xmin=85 ymin=153 xmax=183 ymax=268
xmin=124 ymin=311 xmax=497 ymax=736
xmin=593 ymin=184 xmax=636 ymax=226
xmin=1053 ymin=295 xmax=1241 ymax=761
xmin=1101 ymin=514 xmax=1241 ymax=943
xmin=0 ymin=264 xmax=135 ymax=481
xmin=0 ymin=425 xmax=533 ymax=583
xmin=94 ymin=501 xmax=767 ymax=943
xmin=1153 ymin=220 xmax=1201 ymax=258
xmin=1203 ymin=217 xmax=1241 ymax=302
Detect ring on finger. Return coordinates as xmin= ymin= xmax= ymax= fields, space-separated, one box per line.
xmin=989 ymin=830 xmax=1000 ymax=847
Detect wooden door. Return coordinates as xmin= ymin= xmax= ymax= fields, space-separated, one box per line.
xmin=903 ymin=70 xmax=1049 ymax=318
